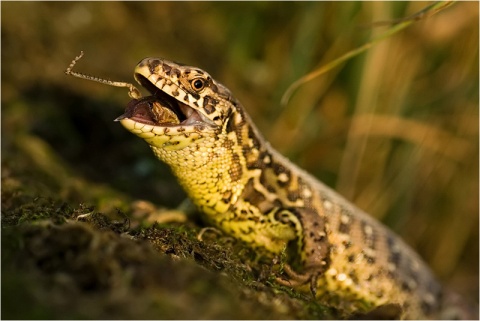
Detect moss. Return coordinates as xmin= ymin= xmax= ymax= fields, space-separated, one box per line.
xmin=2 ymin=209 xmax=314 ymax=319
xmin=1 ymin=138 xmax=335 ymax=318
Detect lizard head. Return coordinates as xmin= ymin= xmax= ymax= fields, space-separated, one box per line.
xmin=116 ymin=58 xmax=237 ymax=150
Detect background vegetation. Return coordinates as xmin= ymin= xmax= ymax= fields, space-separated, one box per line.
xmin=2 ymin=1 xmax=478 ymax=318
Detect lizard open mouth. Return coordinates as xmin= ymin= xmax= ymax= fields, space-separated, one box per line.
xmin=115 ymin=74 xmax=213 ymax=127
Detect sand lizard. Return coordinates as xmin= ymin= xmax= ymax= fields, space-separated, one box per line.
xmin=66 ymin=53 xmax=447 ymax=319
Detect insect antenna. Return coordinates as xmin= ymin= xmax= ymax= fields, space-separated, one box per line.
xmin=65 ymin=51 xmax=141 ymax=99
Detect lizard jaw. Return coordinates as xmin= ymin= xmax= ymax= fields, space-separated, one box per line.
xmin=115 ymin=64 xmax=217 ymax=129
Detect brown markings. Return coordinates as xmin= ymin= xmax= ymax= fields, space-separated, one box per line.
xmin=338 ymin=208 xmax=352 ymax=234
xmin=258 ymin=169 xmax=273 ymax=191
xmin=420 ymin=280 xmax=441 ymax=315
xmin=235 ymin=121 xmax=259 ymax=164
xmin=298 ymin=178 xmax=313 ymax=208
xmin=295 ymin=207 xmax=331 ymax=271
xmin=269 ymin=161 xmax=299 ymax=202
xmin=147 ymin=59 xmax=161 ymax=74
xmin=273 ymin=209 xmax=297 ymax=228
xmin=400 ymin=280 xmax=414 ymax=293
xmin=276 ymin=172 xmax=291 ymax=187
xmin=258 ymin=168 xmax=278 ymax=196
xmin=260 ymin=151 xmax=271 ymax=166
xmin=386 ymin=235 xmax=401 ymax=274
xmin=225 ymin=115 xmax=237 ymax=134
xmin=272 ymin=162 xmax=290 ymax=178
xmin=242 ymin=178 xmax=275 ymax=214
xmin=343 ymin=240 xmax=352 ymax=249
xmin=362 ymin=250 xmax=376 ymax=264
xmin=223 ymin=138 xmax=234 ymax=149
xmin=203 ymin=96 xmax=217 ymax=114
xmin=272 ymin=199 xmax=283 ymax=209
xmin=228 ymin=153 xmax=243 ymax=182
xmin=209 ymin=82 xmax=219 ymax=94
xmin=240 ymin=125 xmax=264 ymax=169
xmin=349 ymin=270 xmax=359 ymax=284
xmin=287 ymin=190 xmax=301 ymax=202
xmin=223 ymin=137 xmax=238 ymax=180
xmin=361 ymin=220 xmax=376 ymax=250
xmin=237 ymin=123 xmax=262 ymax=169
xmin=190 ymin=91 xmax=200 ymax=100
xmin=400 ymin=258 xmax=420 ymax=293
xmin=385 ymin=234 xmax=428 ymax=299
xmin=171 ymin=67 xmax=181 ymax=78
xmin=205 ymin=77 xmax=215 ymax=90
xmin=162 ymin=63 xmax=172 ymax=75
xmin=247 ymin=125 xmax=262 ymax=151
xmin=243 ymin=146 xmax=263 ymax=169
xmin=203 ymin=104 xmax=215 ymax=114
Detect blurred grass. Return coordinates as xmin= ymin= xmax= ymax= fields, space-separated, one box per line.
xmin=2 ymin=0 xmax=478 ymax=307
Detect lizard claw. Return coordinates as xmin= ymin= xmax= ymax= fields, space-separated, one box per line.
xmin=276 ymin=263 xmax=319 ymax=298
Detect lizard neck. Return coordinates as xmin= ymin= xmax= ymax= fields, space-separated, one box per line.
xmin=149 ymin=103 xmax=313 ymax=223
xmin=148 ymin=107 xmax=260 ymax=216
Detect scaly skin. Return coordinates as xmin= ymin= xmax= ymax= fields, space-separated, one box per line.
xmin=115 ymin=58 xmax=443 ymax=318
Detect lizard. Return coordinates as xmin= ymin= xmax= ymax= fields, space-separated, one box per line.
xmin=65 ymin=52 xmax=446 ymax=319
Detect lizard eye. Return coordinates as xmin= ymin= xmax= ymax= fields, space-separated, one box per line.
xmin=191 ymin=78 xmax=205 ymax=91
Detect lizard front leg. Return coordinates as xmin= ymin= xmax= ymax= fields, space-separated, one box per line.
xmin=271 ymin=207 xmax=331 ymax=297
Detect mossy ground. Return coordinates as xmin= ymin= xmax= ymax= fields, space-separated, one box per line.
xmin=2 ymin=119 xmax=338 ymax=319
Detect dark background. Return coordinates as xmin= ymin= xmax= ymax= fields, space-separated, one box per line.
xmin=2 ymin=0 xmax=478 ymax=311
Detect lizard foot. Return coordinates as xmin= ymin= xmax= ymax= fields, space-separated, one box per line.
xmin=276 ymin=263 xmax=319 ymax=297
xmin=131 ymin=200 xmax=188 ymax=225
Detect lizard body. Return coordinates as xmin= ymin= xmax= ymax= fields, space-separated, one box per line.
xmin=88 ymin=57 xmax=445 ymax=318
